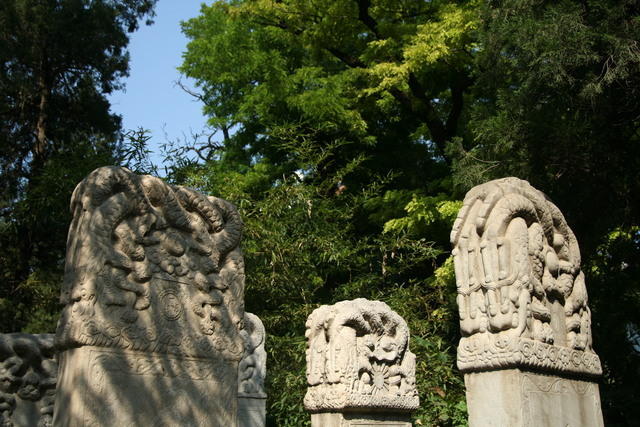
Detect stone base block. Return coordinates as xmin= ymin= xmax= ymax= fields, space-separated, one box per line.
xmin=53 ymin=346 xmax=238 ymax=426
xmin=238 ymin=396 xmax=266 ymax=427
xmin=311 ymin=412 xmax=412 ymax=427
xmin=464 ymin=369 xmax=603 ymax=427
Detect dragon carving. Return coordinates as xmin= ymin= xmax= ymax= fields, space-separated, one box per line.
xmin=451 ymin=178 xmax=601 ymax=375
xmin=56 ymin=167 xmax=245 ymax=360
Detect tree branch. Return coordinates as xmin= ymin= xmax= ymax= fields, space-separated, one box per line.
xmin=446 ymin=72 xmax=474 ymax=137
xmin=355 ymin=0 xmax=379 ymax=38
xmin=175 ymin=78 xmax=212 ymax=107
xmin=406 ymin=74 xmax=449 ymax=158
xmin=326 ymin=47 xmax=366 ymax=68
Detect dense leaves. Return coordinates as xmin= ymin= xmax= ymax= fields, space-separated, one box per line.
xmin=465 ymin=2 xmax=640 ymax=423
xmin=178 ymin=3 xmax=475 ymax=424
xmin=1 ymin=0 xmax=639 ymax=425
xmin=178 ymin=0 xmax=640 ymax=425
xmin=174 ymin=141 xmax=465 ymax=425
xmin=0 ymin=0 xmax=157 ymax=331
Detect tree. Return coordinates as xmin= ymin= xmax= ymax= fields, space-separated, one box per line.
xmin=0 ymin=0 xmax=157 ymax=332
xmin=458 ymin=1 xmax=640 ymax=424
xmin=179 ymin=1 xmax=640 ymax=424
xmin=179 ymin=0 xmax=480 ymax=187
xmin=179 ymin=1 xmax=483 ymax=424
xmin=171 ymin=140 xmax=466 ymax=426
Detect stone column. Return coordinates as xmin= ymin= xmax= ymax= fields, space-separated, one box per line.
xmin=0 ymin=334 xmax=56 ymax=427
xmin=304 ymin=299 xmax=419 ymax=427
xmin=238 ymin=312 xmax=267 ymax=427
xmin=53 ymin=166 xmax=246 ymax=426
xmin=450 ymin=177 xmax=604 ymax=427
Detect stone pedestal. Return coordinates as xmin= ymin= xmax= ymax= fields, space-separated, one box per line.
xmin=464 ymin=369 xmax=603 ymax=427
xmin=304 ymin=299 xmax=419 ymax=427
xmin=450 ymin=178 xmax=604 ymax=427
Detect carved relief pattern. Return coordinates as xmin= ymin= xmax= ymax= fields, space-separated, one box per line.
xmin=89 ymin=350 xmax=228 ymax=381
xmin=238 ymin=313 xmax=267 ymax=398
xmin=0 ymin=334 xmax=57 ymax=427
xmin=451 ymin=178 xmax=601 ymax=375
xmin=55 ymin=167 xmax=245 ymax=360
xmin=304 ymin=299 xmax=419 ymax=412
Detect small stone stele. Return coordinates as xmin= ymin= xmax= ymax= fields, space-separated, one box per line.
xmin=238 ymin=312 xmax=267 ymax=427
xmin=0 ymin=334 xmax=56 ymax=427
xmin=53 ymin=167 xmax=245 ymax=426
xmin=451 ymin=177 xmax=604 ymax=427
xmin=304 ymin=299 xmax=418 ymax=427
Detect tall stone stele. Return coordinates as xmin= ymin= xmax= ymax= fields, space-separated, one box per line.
xmin=451 ymin=178 xmax=604 ymax=427
xmin=304 ymin=299 xmax=419 ymax=427
xmin=53 ymin=166 xmax=246 ymax=426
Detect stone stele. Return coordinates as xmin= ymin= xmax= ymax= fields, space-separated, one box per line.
xmin=238 ymin=312 xmax=267 ymax=427
xmin=450 ymin=177 xmax=604 ymax=427
xmin=53 ymin=166 xmax=245 ymax=426
xmin=304 ymin=299 xmax=419 ymax=427
xmin=0 ymin=334 xmax=57 ymax=427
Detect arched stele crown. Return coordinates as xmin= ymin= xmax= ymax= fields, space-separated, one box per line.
xmin=450 ymin=177 xmax=601 ymax=376
xmin=304 ymin=299 xmax=419 ymax=413
xmin=238 ymin=312 xmax=266 ymax=398
xmin=55 ymin=166 xmax=245 ymax=361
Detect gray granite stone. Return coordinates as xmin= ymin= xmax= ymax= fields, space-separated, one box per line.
xmin=238 ymin=312 xmax=266 ymax=427
xmin=0 ymin=334 xmax=56 ymax=427
xmin=304 ymin=299 xmax=418 ymax=427
xmin=311 ymin=412 xmax=412 ymax=427
xmin=53 ymin=166 xmax=245 ymax=426
xmin=451 ymin=177 xmax=604 ymax=427
xmin=465 ymin=369 xmax=603 ymax=427
xmin=238 ymin=396 xmax=266 ymax=427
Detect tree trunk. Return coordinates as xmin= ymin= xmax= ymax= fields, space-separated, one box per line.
xmin=33 ymin=51 xmax=50 ymax=174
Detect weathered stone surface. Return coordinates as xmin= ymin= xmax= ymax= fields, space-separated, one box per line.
xmin=310 ymin=412 xmax=412 ymax=427
xmin=464 ymin=369 xmax=603 ymax=427
xmin=304 ymin=298 xmax=418 ymax=426
xmin=238 ymin=312 xmax=266 ymax=427
xmin=0 ymin=334 xmax=56 ymax=427
xmin=238 ymin=397 xmax=266 ymax=427
xmin=451 ymin=177 xmax=603 ymax=426
xmin=53 ymin=166 xmax=245 ymax=426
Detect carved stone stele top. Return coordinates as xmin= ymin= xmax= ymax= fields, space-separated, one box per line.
xmin=450 ymin=178 xmax=601 ymax=376
xmin=55 ymin=166 xmax=245 ymax=361
xmin=0 ymin=334 xmax=56 ymax=427
xmin=304 ymin=299 xmax=419 ymax=413
xmin=238 ymin=312 xmax=266 ymax=398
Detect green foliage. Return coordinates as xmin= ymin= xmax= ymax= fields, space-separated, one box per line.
xmin=458 ymin=0 xmax=640 ymax=249
xmin=383 ymin=194 xmax=462 ymax=238
xmin=180 ymin=0 xmax=477 ymax=185
xmin=167 ymin=137 xmax=466 ymax=425
xmin=176 ymin=0 xmax=640 ymax=423
xmin=586 ymin=226 xmax=640 ymax=424
xmin=0 ymin=0 xmax=158 ymax=332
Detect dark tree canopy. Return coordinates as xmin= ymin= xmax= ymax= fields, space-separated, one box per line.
xmin=0 ymin=0 xmax=157 ymax=332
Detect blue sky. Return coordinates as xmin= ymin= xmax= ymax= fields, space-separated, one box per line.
xmin=108 ymin=1 xmax=210 ymax=166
